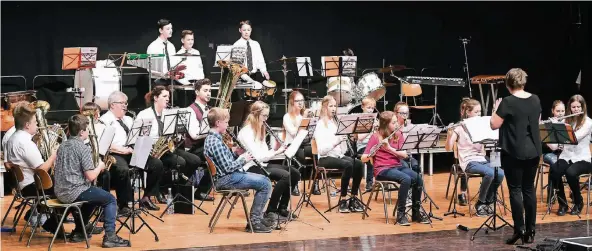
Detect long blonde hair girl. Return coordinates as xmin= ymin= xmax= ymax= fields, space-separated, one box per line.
xmin=243 ymin=101 xmax=269 ymax=142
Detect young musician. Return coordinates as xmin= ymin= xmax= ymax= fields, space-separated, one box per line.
xmin=5 ymin=101 xmax=59 ymax=233
xmin=147 ymin=19 xmax=178 ymax=85
xmin=184 ymin=79 xmax=214 ymax=201
xmin=393 ymin=102 xmax=420 ymax=174
xmin=445 ymin=98 xmax=505 ymax=216
xmin=233 ymin=20 xmax=269 ymax=81
xmin=81 ymin=102 xmax=111 ymax=193
xmin=542 ymin=100 xmax=566 ymax=166
xmin=313 ymin=95 xmax=365 ymax=213
xmin=548 ymin=95 xmax=592 ymax=216
xmin=361 ymin=111 xmax=429 ymax=225
xmin=204 ymin=107 xmax=275 ymax=233
xmin=283 ymin=91 xmax=314 ymax=195
xmin=53 ymin=114 xmax=130 ymax=247
xmin=176 ymin=30 xmax=205 ymax=85
xmin=100 ymin=91 xmax=164 ymax=214
xmin=136 ymin=86 xmax=201 ymax=203
xmin=355 ymin=97 xmax=378 ymax=192
xmin=238 ymin=101 xmax=301 ymax=219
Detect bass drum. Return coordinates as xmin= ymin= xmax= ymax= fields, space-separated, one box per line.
xmin=75 ymin=60 xmax=121 ymax=110
xmin=327 ymin=76 xmax=353 ymax=106
xmin=357 ymin=72 xmax=386 ymax=101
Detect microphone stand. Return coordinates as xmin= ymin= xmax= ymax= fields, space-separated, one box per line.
xmin=460 ymin=37 xmax=473 ymax=98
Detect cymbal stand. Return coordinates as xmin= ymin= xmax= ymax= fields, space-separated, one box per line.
xmin=281 ymin=56 xmax=289 ymax=109
xmin=460 ymin=38 xmax=473 ymax=98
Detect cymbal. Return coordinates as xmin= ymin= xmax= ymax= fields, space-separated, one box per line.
xmin=174 ymin=53 xmax=204 ymax=57
xmin=268 ymin=56 xmax=298 ymax=64
xmin=377 ymin=65 xmax=407 ymax=73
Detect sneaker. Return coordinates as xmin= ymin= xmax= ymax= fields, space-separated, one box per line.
xmin=292 ymin=186 xmax=300 ymax=196
xmin=338 ymin=199 xmax=350 ymax=213
xmin=86 ymin=223 xmax=104 ymax=235
xmin=118 ymin=206 xmax=132 ymax=217
xmin=458 ymin=193 xmax=468 ymax=206
xmin=68 ymin=230 xmax=92 ymax=243
xmin=349 ymin=198 xmax=364 ymax=213
xmin=396 ymin=213 xmax=411 ymax=226
xmin=102 ymin=232 xmax=131 ymax=248
xmin=262 ymin=213 xmax=280 ymax=228
xmin=475 ymin=203 xmax=489 ymax=217
xmin=415 ymin=212 xmax=431 ymax=224
xmin=265 ymin=212 xmax=285 ymax=224
xmin=312 ymin=181 xmax=321 ymax=195
xmin=278 ymin=208 xmax=297 ymax=219
xmin=485 ymin=202 xmax=495 ymax=215
xmin=365 ymin=182 xmax=374 ymax=192
xmin=245 ymin=222 xmax=273 ymax=233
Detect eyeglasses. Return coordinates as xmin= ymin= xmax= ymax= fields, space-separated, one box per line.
xmin=114 ymin=101 xmax=128 ymax=106
xmin=294 ymin=99 xmax=305 ymax=103
xmin=397 ymin=112 xmax=409 ymax=116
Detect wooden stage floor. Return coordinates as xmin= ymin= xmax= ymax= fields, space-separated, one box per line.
xmin=1 ymin=172 xmax=586 ymax=250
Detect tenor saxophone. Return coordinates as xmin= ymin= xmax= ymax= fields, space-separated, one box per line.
xmin=82 ymin=110 xmax=116 ymax=172
xmin=151 ymin=135 xmax=175 ymax=159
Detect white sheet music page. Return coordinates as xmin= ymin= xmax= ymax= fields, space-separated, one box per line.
xmin=462 ymin=116 xmax=499 ymax=144
xmin=98 ymin=125 xmax=116 ymax=155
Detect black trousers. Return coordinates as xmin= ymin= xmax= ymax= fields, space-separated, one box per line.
xmin=248 ymin=164 xmax=300 ymax=212
xmin=110 ymin=153 xmax=164 ymax=207
xmin=161 ymin=149 xmax=201 ymax=184
xmin=187 ymin=146 xmax=213 ymax=195
xmin=501 ymin=151 xmax=539 ymax=233
xmin=318 ymin=156 xmax=364 ymax=197
xmin=549 ymin=159 xmax=592 ymax=206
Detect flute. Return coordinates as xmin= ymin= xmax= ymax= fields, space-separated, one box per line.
xmin=367 ymin=123 xmax=404 ymax=157
xmin=540 ymin=112 xmax=583 ymax=124
xmin=225 ymin=128 xmax=271 ymax=177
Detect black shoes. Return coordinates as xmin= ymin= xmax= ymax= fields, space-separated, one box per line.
xmin=68 ymin=230 xmax=91 ymax=243
xmin=195 ymin=192 xmax=215 ymax=201
xmin=245 ymin=222 xmax=273 ymax=233
xmin=102 ymin=232 xmax=131 ymax=248
xmin=570 ymin=203 xmax=584 ymax=215
xmin=458 ymin=193 xmax=468 ymax=206
xmin=349 ymin=198 xmax=365 ymax=213
xmin=278 ymin=208 xmax=298 ymax=219
xmin=338 ymin=199 xmax=350 ymax=213
xmin=117 ymin=206 xmax=132 ymax=217
xmin=292 ymin=186 xmax=301 ymax=196
xmin=524 ymin=229 xmax=536 ymax=244
xmin=140 ymin=198 xmax=160 ymax=211
xmin=396 ymin=213 xmax=411 ymax=226
xmin=506 ymin=230 xmax=526 ymax=245
xmin=312 ymin=181 xmax=321 ymax=195
xmin=156 ymin=193 xmax=167 ymax=204
xmin=557 ymin=205 xmax=568 ymax=216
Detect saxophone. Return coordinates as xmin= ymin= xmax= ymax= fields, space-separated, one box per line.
xmin=151 ymin=135 xmax=175 ymax=159
xmin=31 ymin=101 xmax=66 ymax=165
xmin=82 ymin=110 xmax=116 ymax=172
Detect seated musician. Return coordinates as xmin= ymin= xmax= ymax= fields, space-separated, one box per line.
xmin=204 ymin=107 xmax=275 ymax=233
xmin=5 ymin=101 xmax=59 ymax=233
xmin=445 ymin=98 xmax=505 ymax=217
xmin=81 ymin=102 xmax=111 ymax=193
xmin=393 ymin=102 xmax=420 ymax=170
xmin=355 ymin=97 xmax=378 ymax=192
xmin=184 ymin=79 xmax=214 ymax=201
xmin=361 ymin=111 xmax=429 ymax=225
xmin=136 ymin=86 xmax=200 ymax=204
xmin=549 ymin=94 xmax=592 ymax=216
xmin=542 ymin=100 xmax=566 ymax=166
xmin=238 ymin=101 xmax=301 ymax=220
xmin=283 ymin=91 xmax=314 ymax=195
xmin=53 ymin=114 xmax=130 ymax=247
xmin=100 ymin=91 xmax=164 ymax=214
xmin=313 ymin=95 xmax=364 ymax=213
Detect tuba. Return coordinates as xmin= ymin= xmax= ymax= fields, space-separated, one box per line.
xmin=215 ymin=60 xmax=248 ymax=109
xmin=82 ymin=110 xmax=116 ymax=172
xmin=31 ymin=101 xmax=66 ymax=163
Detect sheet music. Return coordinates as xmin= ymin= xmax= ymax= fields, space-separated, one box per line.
xmin=126 ymin=119 xmax=153 ymax=146
xmin=213 ymin=45 xmax=233 ymax=67
xmin=162 ymin=108 xmax=190 ymax=135
xmin=98 ymin=125 xmax=116 ymax=155
xmin=336 ymin=113 xmax=377 ymax=134
xmin=462 ymin=116 xmax=499 ymax=144
xmin=321 ymin=56 xmax=357 ymax=77
xmin=296 ymin=57 xmax=313 ymax=77
xmin=130 ymin=136 xmax=153 ymax=169
xmin=401 ymin=124 xmax=441 ymax=151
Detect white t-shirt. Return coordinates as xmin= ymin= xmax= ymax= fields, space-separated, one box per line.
xmin=5 ymin=130 xmax=45 ymax=189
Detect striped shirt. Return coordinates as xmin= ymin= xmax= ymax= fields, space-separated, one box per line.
xmin=54 ymin=136 xmax=95 ymax=203
xmin=204 ymin=130 xmax=246 ymax=178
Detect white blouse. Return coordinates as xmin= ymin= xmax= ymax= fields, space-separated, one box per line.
xmin=313 ymin=118 xmax=346 ymax=159
xmin=282 ymin=113 xmax=302 ymax=144
xmin=238 ymin=124 xmax=276 ymax=170
xmin=560 ymin=116 xmax=592 ymax=163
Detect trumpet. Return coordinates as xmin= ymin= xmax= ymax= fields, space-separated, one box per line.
xmin=225 ymin=128 xmax=270 ymax=177
xmin=540 ymin=112 xmax=583 ymax=124
xmin=263 ymin=121 xmax=305 ymax=168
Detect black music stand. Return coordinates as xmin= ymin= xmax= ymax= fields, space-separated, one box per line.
xmin=399 ymin=124 xmax=443 ymax=226
xmin=323 ymin=56 xmax=357 ymax=106
xmin=116 ymin=122 xmax=162 ymax=242
xmin=159 ymin=110 xmax=208 ymax=218
xmin=324 ymin=113 xmax=376 ymax=215
xmin=540 ymin=123 xmax=578 ymax=220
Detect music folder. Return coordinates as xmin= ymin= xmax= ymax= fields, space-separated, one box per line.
xmin=462 ymin=116 xmax=499 ymax=144
xmin=98 ymin=125 xmax=116 ymax=155
xmin=284 ymin=118 xmax=312 ymax=158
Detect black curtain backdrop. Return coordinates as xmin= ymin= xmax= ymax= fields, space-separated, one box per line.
xmin=1 ymin=1 xmax=588 ymax=125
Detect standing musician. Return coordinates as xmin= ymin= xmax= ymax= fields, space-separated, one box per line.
xmin=361 ymin=111 xmax=429 ymax=225
xmin=136 ymin=86 xmax=200 ymax=203
xmin=100 ymin=91 xmax=164 ymax=214
xmin=204 ymin=108 xmax=275 ymax=233
xmin=5 ymin=101 xmax=60 ymax=234
xmin=548 ymin=95 xmax=592 ymax=216
xmin=53 ymin=114 xmax=130 ymax=247
xmin=147 ymin=18 xmax=178 ymax=85
xmin=313 ymin=95 xmax=364 ymax=213
xmin=355 ymin=97 xmax=378 ymax=192
xmin=233 ymin=20 xmax=270 ymax=81
xmin=81 ymin=102 xmax=111 ymax=193
xmin=184 ymin=79 xmax=214 ymax=201
xmin=176 ymin=30 xmax=205 ymax=85
xmin=238 ymin=101 xmax=301 ymax=220
xmin=445 ymin=98 xmax=505 ymax=217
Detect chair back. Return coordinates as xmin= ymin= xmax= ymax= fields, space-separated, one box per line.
xmin=204 ymin=155 xmax=218 ymax=192
xmin=311 ymin=139 xmax=319 ymax=167
xmin=401 ymin=84 xmax=422 ymax=97
xmin=33 ymin=169 xmax=53 ymax=204
xmin=7 ymin=162 xmax=25 ymax=182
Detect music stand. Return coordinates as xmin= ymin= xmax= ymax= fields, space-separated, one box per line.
xmin=116 ymin=122 xmax=162 ymax=242
xmin=398 ymin=124 xmax=442 ymax=226
xmin=62 ymin=47 xmax=97 ymax=110
xmin=540 ymin=122 xmax=578 ymax=220
xmin=159 ymin=110 xmax=208 ymax=217
xmin=322 ymin=56 xmax=358 ymax=106
xmin=324 ymin=113 xmax=376 ymax=214
xmin=296 ymin=57 xmax=314 ymax=90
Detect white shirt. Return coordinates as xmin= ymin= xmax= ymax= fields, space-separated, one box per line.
xmin=186 ymin=102 xmax=209 ymax=140
xmin=283 ymin=113 xmax=303 ymax=144
xmin=134 ymin=107 xmax=166 ymax=142
xmin=314 ymin=119 xmax=346 ymax=159
xmin=238 ymin=124 xmax=276 ymax=170
xmin=147 ymin=37 xmax=178 ymax=78
xmin=5 ymin=130 xmax=45 ymax=189
xmin=176 ymin=47 xmax=204 ymax=85
xmin=560 ymin=117 xmax=592 ymax=163
xmin=233 ymin=38 xmax=267 ymax=74
xmin=99 ymin=111 xmax=133 ymax=147
xmin=2 ymin=126 xmax=17 ymax=159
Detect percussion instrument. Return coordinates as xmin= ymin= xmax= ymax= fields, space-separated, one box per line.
xmin=245 ymin=80 xmax=277 ymax=98
xmin=470 ymin=75 xmax=505 ymax=85
xmin=74 ymin=60 xmax=121 ymax=110
xmin=404 ymin=76 xmax=466 ymax=87
xmin=357 ymin=72 xmax=386 ymax=101
xmin=126 ymin=53 xmax=165 ymax=73
xmin=1 ymin=90 xmax=37 ymax=131
xmin=327 ymin=76 xmax=354 ymax=106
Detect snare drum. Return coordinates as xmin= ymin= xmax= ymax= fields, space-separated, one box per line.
xmin=327 ymin=76 xmax=353 ymax=106
xmin=75 ymin=60 xmax=121 ymax=110
xmin=357 ymin=72 xmax=386 ymax=101
xmin=245 ymin=80 xmax=277 ymax=98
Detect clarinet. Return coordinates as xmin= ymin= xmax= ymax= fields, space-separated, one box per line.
xmin=333 ymin=114 xmax=355 ymax=155
xmin=225 ymin=128 xmax=271 ymax=177
xmin=263 ymin=121 xmax=305 ymax=168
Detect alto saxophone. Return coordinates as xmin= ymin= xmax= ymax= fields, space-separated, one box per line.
xmin=82 ymin=110 xmax=116 ymax=172
xmin=151 ymin=135 xmax=175 ymax=159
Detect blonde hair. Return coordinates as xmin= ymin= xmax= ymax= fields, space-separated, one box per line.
xmin=393 ymin=101 xmax=408 ymax=113
xmin=207 ymin=108 xmax=230 ymax=128
xmin=566 ymin=94 xmax=587 ymax=131
xmin=361 ymin=97 xmax=376 ymax=108
xmin=319 ymin=95 xmax=336 ymax=127
xmin=288 ymin=91 xmax=305 ymax=118
xmin=377 ymin=111 xmax=399 ymax=143
xmin=505 ymin=68 xmax=528 ymax=90
xmin=460 ymin=98 xmax=480 ymax=119
xmin=243 ymin=101 xmax=269 ymax=142
xmin=551 ymin=100 xmax=564 ymax=117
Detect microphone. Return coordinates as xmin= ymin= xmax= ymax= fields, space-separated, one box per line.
xmin=456 ymin=224 xmax=469 ymax=231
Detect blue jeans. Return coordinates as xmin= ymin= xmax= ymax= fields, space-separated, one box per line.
xmin=376 ymin=165 xmax=423 ymax=214
xmin=72 ymin=186 xmax=117 ymax=234
xmin=215 ymin=172 xmax=271 ymax=224
xmin=466 ymin=161 xmax=505 ymax=203
xmin=543 ymin=153 xmax=558 ymax=166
